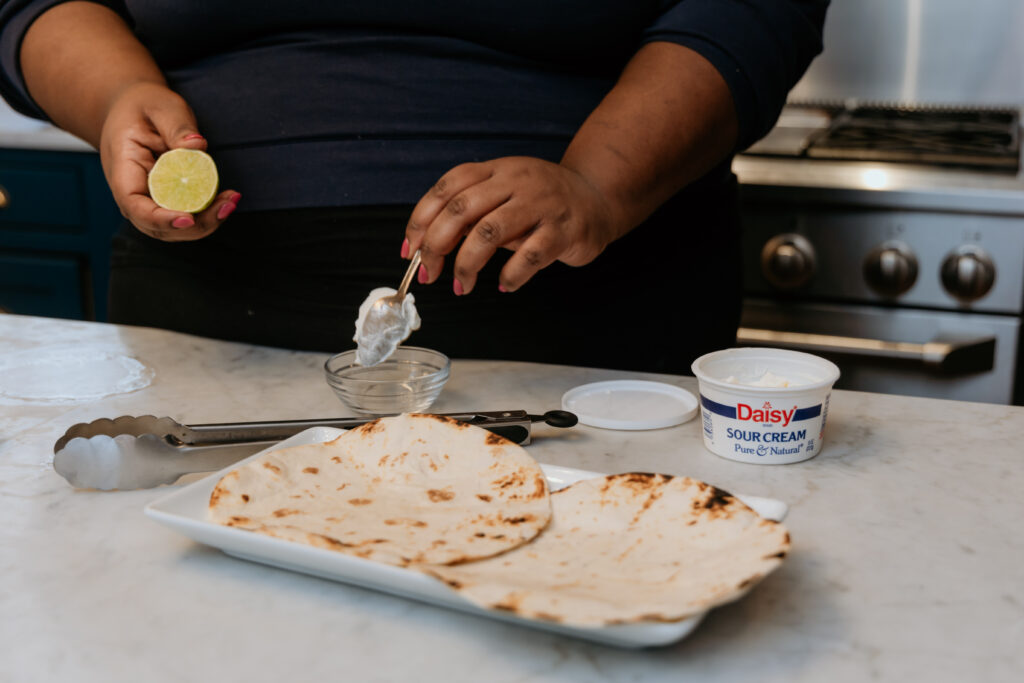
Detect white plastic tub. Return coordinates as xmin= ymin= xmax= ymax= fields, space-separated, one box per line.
xmin=691 ymin=348 xmax=841 ymax=464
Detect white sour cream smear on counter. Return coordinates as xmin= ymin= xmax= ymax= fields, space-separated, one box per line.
xmin=353 ymin=287 xmax=421 ymax=367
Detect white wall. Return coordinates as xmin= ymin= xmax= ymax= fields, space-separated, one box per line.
xmin=791 ymin=0 xmax=1024 ymax=106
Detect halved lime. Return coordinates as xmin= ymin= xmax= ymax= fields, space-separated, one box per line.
xmin=147 ymin=148 xmax=219 ymax=213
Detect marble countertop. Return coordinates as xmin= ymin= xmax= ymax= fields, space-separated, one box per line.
xmin=2 ymin=314 xmax=1022 ymax=682
xmin=0 ymin=101 xmax=93 ymax=152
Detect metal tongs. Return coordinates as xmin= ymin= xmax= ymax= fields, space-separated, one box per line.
xmin=52 ymin=410 xmax=578 ymax=490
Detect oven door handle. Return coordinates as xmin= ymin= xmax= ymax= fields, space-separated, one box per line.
xmin=736 ymin=327 xmax=996 ymax=373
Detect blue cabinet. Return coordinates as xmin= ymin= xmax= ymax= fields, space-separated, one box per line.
xmin=0 ymin=148 xmax=121 ymax=320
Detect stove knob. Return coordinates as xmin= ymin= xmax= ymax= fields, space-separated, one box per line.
xmin=863 ymin=241 xmax=918 ymax=298
xmin=761 ymin=233 xmax=816 ymax=290
xmin=941 ymin=245 xmax=995 ymax=302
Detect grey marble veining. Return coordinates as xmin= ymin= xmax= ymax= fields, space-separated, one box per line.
xmin=1 ymin=314 xmax=1022 ymax=682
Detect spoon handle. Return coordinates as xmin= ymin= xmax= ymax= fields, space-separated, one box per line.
xmin=396 ymin=249 xmax=422 ymax=299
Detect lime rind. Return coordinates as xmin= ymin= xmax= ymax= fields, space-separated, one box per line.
xmin=148 ymin=148 xmax=219 ymax=213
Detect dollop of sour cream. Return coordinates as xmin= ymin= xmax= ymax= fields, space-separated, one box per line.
xmin=353 ymin=287 xmax=421 ymax=367
xmin=724 ymin=370 xmax=800 ymax=388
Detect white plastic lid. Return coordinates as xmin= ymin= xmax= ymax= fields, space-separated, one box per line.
xmin=561 ymin=380 xmax=698 ymax=430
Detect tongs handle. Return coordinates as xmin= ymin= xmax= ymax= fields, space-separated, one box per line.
xmin=179 ymin=410 xmax=576 ymax=447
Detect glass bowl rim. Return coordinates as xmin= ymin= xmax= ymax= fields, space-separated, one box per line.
xmin=324 ymin=346 xmax=451 ymax=386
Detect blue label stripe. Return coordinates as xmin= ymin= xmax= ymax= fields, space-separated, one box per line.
xmin=793 ymin=405 xmax=822 ymax=420
xmin=700 ymin=395 xmax=822 ymax=421
xmin=700 ymin=395 xmax=736 ymax=418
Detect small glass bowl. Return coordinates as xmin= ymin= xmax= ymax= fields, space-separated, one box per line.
xmin=324 ymin=346 xmax=451 ymax=416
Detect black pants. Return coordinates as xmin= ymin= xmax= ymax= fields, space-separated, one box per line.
xmin=109 ymin=177 xmax=742 ymax=375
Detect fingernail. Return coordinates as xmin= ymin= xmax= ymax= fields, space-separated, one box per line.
xmin=183 ymin=133 xmax=204 ymax=141
xmin=498 ymin=284 xmax=509 ymax=293
xmin=217 ymin=202 xmax=236 ymax=220
xmin=231 ymin=192 xmax=242 ymax=204
xmin=453 ymin=278 xmax=464 ymax=296
xmin=417 ymin=264 xmax=429 ymax=284
xmin=400 ymin=238 xmax=410 ymax=259
xmin=172 ymin=216 xmax=194 ymax=228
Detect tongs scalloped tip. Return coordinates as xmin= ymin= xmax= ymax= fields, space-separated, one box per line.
xmin=54 ymin=415 xmax=183 ymax=455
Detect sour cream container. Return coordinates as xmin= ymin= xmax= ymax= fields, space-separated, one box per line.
xmin=691 ymin=348 xmax=841 ymax=464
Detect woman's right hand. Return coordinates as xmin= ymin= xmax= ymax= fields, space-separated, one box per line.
xmin=99 ymin=82 xmax=239 ymax=241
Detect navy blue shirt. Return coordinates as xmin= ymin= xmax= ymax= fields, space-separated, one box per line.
xmin=1 ymin=1 xmax=828 ymax=211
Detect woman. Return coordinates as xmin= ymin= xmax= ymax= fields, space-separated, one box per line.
xmin=0 ymin=1 xmax=828 ymax=373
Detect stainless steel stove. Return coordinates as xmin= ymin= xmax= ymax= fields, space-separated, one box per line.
xmin=749 ymin=103 xmax=1020 ymax=170
xmin=732 ymin=103 xmax=1024 ymax=404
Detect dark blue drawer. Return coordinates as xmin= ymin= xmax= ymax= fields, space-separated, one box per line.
xmin=0 ymin=161 xmax=85 ymax=230
xmin=0 ymin=251 xmax=84 ymax=319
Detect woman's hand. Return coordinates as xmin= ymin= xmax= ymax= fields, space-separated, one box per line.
xmin=403 ymin=43 xmax=738 ymax=295
xmin=404 ymin=156 xmax=621 ymax=294
xmin=99 ymin=82 xmax=239 ymax=242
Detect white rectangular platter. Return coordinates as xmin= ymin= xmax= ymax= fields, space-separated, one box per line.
xmin=145 ymin=427 xmax=787 ymax=648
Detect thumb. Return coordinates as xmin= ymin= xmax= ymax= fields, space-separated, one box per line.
xmin=147 ymin=95 xmax=207 ymax=151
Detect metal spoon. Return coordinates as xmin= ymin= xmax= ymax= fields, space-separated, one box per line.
xmin=355 ymin=250 xmax=422 ymax=366
xmin=373 ymin=248 xmax=421 ymax=317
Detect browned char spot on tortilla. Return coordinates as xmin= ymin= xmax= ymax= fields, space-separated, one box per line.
xmin=348 ymin=498 xmax=373 ymax=506
xmin=356 ymin=418 xmax=385 ymax=434
xmin=272 ymin=508 xmax=300 ymax=518
xmin=631 ymin=485 xmax=667 ymax=524
xmin=331 ymin=456 xmax=342 ymax=464
xmin=493 ymin=594 xmax=523 ymax=613
xmin=303 ymin=467 xmax=319 ymax=474
xmin=262 ymin=462 xmax=281 ymax=474
xmin=378 ymin=455 xmax=389 ymax=467
xmin=308 ymin=533 xmax=354 ymax=550
xmin=695 ymin=485 xmax=735 ymax=516
xmin=208 ymin=484 xmax=228 ymax=506
xmin=425 ymin=414 xmax=469 ymax=428
xmin=601 ymin=472 xmax=665 ymax=494
xmin=492 ymin=470 xmax=525 ymax=490
xmin=240 ymin=494 xmax=250 ymax=502
xmin=384 ymin=518 xmax=428 ymax=527
xmin=226 ymin=516 xmax=251 ymax=526
xmin=765 ymin=550 xmax=788 ymax=560
xmin=476 ymin=494 xmax=492 ymax=502
xmin=501 ymin=514 xmax=533 ymax=525
xmin=484 ymin=431 xmax=510 ymax=446
xmin=427 ymin=488 xmax=455 ymax=502
xmin=526 ymin=475 xmax=547 ymax=500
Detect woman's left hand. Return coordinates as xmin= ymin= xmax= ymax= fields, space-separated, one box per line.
xmin=404 ymin=156 xmax=621 ymax=294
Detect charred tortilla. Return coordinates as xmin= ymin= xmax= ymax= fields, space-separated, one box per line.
xmin=423 ymin=473 xmax=789 ymax=626
xmin=208 ymin=413 xmax=551 ymax=566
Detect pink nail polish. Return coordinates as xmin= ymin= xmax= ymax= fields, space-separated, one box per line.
xmin=183 ymin=133 xmax=204 ymax=141
xmin=418 ymin=264 xmax=429 ymax=284
xmin=453 ymin=279 xmax=464 ymax=296
xmin=498 ymin=284 xmax=509 ymax=293
xmin=401 ymin=239 xmax=410 ymax=259
xmin=231 ymin=192 xmax=242 ymax=204
xmin=172 ymin=216 xmax=194 ymax=228
xmin=217 ymin=202 xmax=236 ymax=220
